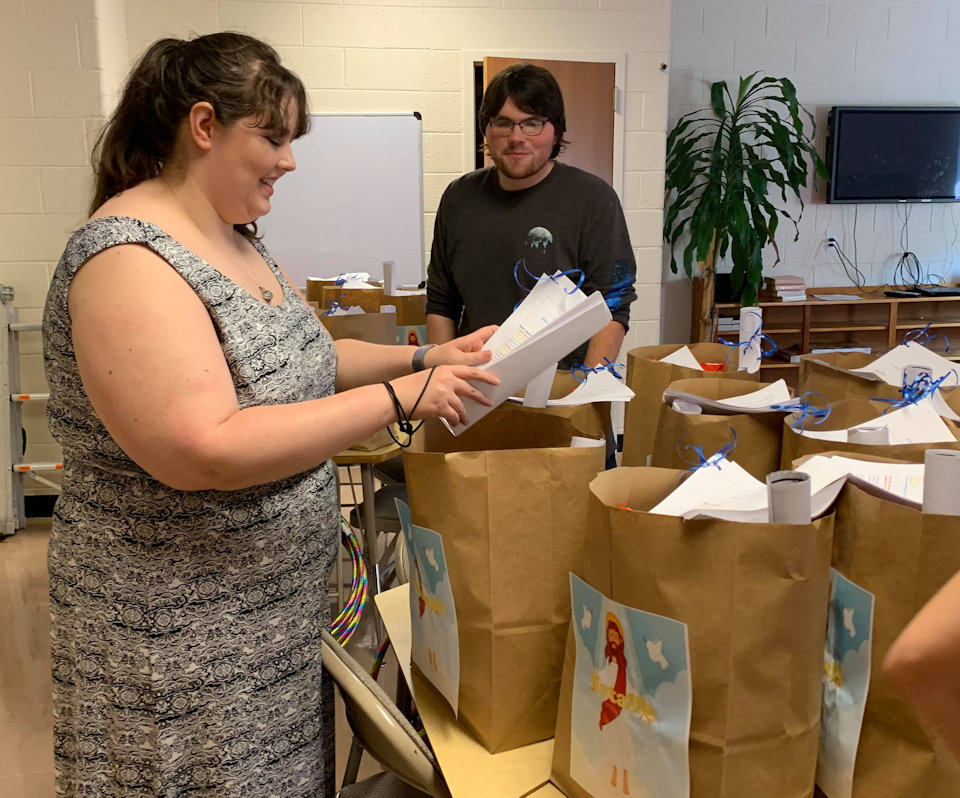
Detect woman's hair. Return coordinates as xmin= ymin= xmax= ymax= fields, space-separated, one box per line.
xmin=89 ymin=32 xmax=309 ymax=236
xmin=478 ymin=63 xmax=568 ymax=159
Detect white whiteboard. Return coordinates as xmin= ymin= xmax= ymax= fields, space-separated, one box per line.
xmin=259 ymin=112 xmax=425 ymax=289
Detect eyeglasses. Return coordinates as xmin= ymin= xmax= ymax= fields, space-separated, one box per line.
xmin=487 ymin=117 xmax=548 ymax=137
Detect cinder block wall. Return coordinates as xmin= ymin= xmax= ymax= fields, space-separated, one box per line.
xmin=663 ymin=0 xmax=960 ymax=344
xmin=1 ymin=0 xmax=672 ymax=477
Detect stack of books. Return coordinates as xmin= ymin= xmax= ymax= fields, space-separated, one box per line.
xmin=760 ymin=275 xmax=806 ymax=302
xmin=717 ymin=316 xmax=741 ymax=334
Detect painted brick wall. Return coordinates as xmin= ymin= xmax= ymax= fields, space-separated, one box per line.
xmin=1 ymin=0 xmax=671 ymax=480
xmin=664 ymin=0 xmax=960 ymax=343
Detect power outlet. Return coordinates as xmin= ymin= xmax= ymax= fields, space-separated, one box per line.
xmin=825 ymin=233 xmax=838 ymax=248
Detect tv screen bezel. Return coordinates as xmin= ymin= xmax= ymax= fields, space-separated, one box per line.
xmin=826 ymin=105 xmax=960 ymax=204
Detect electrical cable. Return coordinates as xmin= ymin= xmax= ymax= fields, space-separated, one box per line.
xmin=330 ymin=516 xmax=369 ymax=645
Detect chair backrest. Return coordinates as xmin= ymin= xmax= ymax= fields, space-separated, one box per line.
xmin=321 ymin=630 xmax=450 ymax=798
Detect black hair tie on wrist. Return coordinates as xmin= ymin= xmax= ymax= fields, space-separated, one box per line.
xmin=383 ymin=367 xmax=437 ymax=447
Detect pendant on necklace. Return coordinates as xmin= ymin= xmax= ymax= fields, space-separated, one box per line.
xmin=259 ymin=287 xmax=274 ymax=302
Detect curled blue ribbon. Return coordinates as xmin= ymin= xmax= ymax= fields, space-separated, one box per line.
xmin=718 ymin=311 xmax=779 ymax=364
xmin=770 ymin=391 xmax=831 ymax=431
xmin=903 ymin=322 xmax=951 ymax=353
xmin=513 ymin=259 xmax=585 ymax=294
xmin=677 ymin=428 xmax=738 ymax=471
xmin=570 ymin=357 xmax=625 ymax=383
xmin=323 ymin=295 xmax=350 ymax=316
xmin=872 ymin=368 xmax=959 ymax=412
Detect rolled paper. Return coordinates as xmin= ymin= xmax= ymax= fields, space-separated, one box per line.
xmin=383 ymin=260 xmax=396 ymax=295
xmin=522 ymin=362 xmax=558 ymax=408
xmin=847 ymin=426 xmax=890 ymax=445
xmin=766 ymin=470 xmax=812 ymax=524
xmin=738 ymin=306 xmax=763 ymax=374
xmin=922 ymin=448 xmax=960 ymax=516
xmin=671 ymin=399 xmax=703 ymax=415
xmin=571 ymin=435 xmax=605 ymax=449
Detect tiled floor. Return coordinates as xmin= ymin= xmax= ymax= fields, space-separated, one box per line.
xmin=0 ymin=469 xmax=392 ymax=797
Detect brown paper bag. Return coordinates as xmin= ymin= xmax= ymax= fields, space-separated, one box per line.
xmin=510 ymin=369 xmax=612 ymax=441
xmin=383 ymin=292 xmax=427 ymax=346
xmin=652 ymin=378 xmax=783 ymax=479
xmin=305 ymin=277 xmax=339 ymax=304
xmin=780 ymin=398 xmax=960 ymax=467
xmin=317 ymin=310 xmax=398 ymax=345
xmin=551 ymin=467 xmax=834 ymax=798
xmin=622 ymin=343 xmax=759 ymax=467
xmin=829 ymin=484 xmax=960 ymax=796
xmin=798 ymin=352 xmax=901 ymax=404
xmin=403 ymin=405 xmax=607 ymax=754
xmin=382 ymin=292 xmax=426 ymax=326
xmin=319 ymin=284 xmax=385 ymax=313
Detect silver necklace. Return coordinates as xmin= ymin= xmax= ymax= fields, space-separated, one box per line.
xmin=233 ymin=237 xmax=274 ymax=303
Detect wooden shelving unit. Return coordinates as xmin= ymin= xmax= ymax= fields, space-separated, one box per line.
xmin=713 ymin=286 xmax=960 ymax=388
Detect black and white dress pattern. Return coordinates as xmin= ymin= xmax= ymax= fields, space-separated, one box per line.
xmin=42 ymin=216 xmax=340 ymax=797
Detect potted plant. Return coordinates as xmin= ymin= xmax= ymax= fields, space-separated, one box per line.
xmin=663 ymin=73 xmax=828 ymax=341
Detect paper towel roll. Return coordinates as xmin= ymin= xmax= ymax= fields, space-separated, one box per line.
xmin=766 ymin=470 xmax=812 ymax=524
xmin=847 ymin=426 xmax=890 ymax=445
xmin=922 ymin=448 xmax=960 ymax=515
xmin=523 ymin=363 xmax=557 ymax=408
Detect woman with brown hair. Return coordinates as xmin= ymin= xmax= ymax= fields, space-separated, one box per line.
xmin=42 ymin=32 xmax=496 ymax=796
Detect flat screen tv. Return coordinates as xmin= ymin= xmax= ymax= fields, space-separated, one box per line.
xmin=826 ymin=106 xmax=960 ymax=203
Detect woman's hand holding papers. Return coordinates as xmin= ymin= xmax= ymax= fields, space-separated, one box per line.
xmin=424 ymin=324 xmax=499 ymax=369
xmin=392 ymin=325 xmax=501 ymax=427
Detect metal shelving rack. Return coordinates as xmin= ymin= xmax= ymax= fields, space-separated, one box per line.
xmin=1 ymin=285 xmax=60 ymax=536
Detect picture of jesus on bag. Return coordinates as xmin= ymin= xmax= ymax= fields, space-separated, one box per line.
xmin=569 ymin=575 xmax=692 ymax=798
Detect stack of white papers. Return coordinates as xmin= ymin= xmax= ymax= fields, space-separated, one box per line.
xmin=853 ymin=342 xmax=955 ymax=386
xmin=445 ymin=272 xmax=612 ymax=435
xmin=648 ymin=454 xmax=923 ymax=523
xmin=791 ymin=397 xmax=956 ymax=446
xmin=663 ymin=379 xmax=792 ymax=415
xmin=848 ymin=342 xmax=960 ymax=420
xmin=507 ymin=369 xmax=635 ymax=407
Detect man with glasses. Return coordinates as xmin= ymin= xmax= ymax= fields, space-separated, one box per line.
xmin=425 ymin=62 xmax=637 ymax=373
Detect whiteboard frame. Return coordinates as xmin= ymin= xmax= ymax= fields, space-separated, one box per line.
xmin=260 ymin=111 xmax=425 ymax=289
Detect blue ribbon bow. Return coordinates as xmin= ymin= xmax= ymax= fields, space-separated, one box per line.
xmin=872 ymin=368 xmax=959 ymax=412
xmin=770 ymin=391 xmax=831 ymax=431
xmin=570 ymin=357 xmax=625 ymax=383
xmin=903 ymin=322 xmax=951 ymax=353
xmin=323 ymin=295 xmax=350 ymax=316
xmin=677 ymin=428 xmax=738 ymax=471
xmin=718 ymin=311 xmax=779 ymax=364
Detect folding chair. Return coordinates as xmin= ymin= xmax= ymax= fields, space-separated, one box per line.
xmin=322 ymin=629 xmax=450 ymax=798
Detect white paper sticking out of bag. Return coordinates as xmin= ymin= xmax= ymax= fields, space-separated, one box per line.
xmin=444 ymin=273 xmax=612 ymax=435
xmin=853 ymin=342 xmax=957 ymax=386
xmin=659 ymin=346 xmax=704 ymax=370
xmin=795 ymin=397 xmax=956 ymax=445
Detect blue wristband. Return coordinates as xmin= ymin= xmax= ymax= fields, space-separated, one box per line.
xmin=412 ymin=344 xmax=436 ymax=373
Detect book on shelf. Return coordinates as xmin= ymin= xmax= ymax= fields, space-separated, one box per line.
xmin=759 ymin=290 xmax=806 ymax=302
xmin=764 ymin=274 xmax=806 ymax=289
xmin=780 ymin=341 xmax=872 ymax=363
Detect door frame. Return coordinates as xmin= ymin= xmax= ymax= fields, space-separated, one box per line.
xmin=462 ymin=51 xmax=626 ymax=199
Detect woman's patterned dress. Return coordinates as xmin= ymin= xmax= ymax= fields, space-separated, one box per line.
xmin=42 ymin=216 xmax=339 ymax=797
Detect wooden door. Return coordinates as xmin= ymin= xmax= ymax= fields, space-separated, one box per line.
xmin=482 ymin=57 xmax=616 ymax=186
